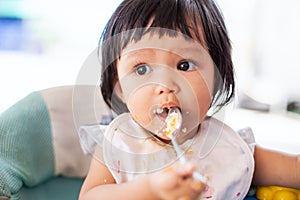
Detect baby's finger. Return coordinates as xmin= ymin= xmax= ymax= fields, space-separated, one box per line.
xmin=176 ymin=162 xmax=196 ymax=177
xmin=173 ymin=177 xmax=203 ymax=200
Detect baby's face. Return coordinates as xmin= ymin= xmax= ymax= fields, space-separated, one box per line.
xmin=116 ymin=32 xmax=215 ymax=139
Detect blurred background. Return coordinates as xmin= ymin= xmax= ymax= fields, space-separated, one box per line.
xmin=0 ymin=0 xmax=122 ymax=113
xmin=219 ymin=0 xmax=300 ymax=112
xmin=218 ymin=0 xmax=300 ymax=154
xmin=0 ymin=0 xmax=299 ymax=152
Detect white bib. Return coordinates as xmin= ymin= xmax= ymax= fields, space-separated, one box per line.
xmin=81 ymin=113 xmax=255 ymax=200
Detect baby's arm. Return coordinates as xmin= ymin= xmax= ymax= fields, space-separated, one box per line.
xmin=252 ymin=145 xmax=300 ymax=189
xmin=79 ymin=157 xmax=157 ymax=199
xmin=79 ymin=157 xmax=204 ymax=200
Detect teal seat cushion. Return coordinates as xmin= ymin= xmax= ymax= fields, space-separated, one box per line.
xmin=0 ymin=92 xmax=54 ymax=199
xmin=18 ymin=177 xmax=84 ymax=200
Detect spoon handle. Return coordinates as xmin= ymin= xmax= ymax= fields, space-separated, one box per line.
xmin=167 ymin=107 xmax=207 ymax=184
xmin=171 ymin=135 xmax=207 ymax=184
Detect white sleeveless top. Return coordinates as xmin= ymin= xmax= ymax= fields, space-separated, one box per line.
xmin=80 ymin=113 xmax=255 ymax=200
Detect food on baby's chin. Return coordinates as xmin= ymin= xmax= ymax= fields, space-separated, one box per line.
xmin=157 ymin=132 xmax=164 ymax=137
xmin=133 ymin=114 xmax=139 ymax=120
xmin=155 ymin=107 xmax=164 ymax=114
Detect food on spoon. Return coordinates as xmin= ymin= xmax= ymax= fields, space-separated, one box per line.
xmin=164 ymin=109 xmax=180 ymax=138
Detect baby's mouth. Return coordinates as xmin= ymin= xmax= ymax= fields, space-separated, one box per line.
xmin=155 ymin=107 xmax=168 ymax=120
xmin=155 ymin=106 xmax=181 ymax=122
xmin=153 ymin=106 xmax=182 ymax=141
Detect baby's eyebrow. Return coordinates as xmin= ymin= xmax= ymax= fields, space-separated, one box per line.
xmin=119 ymin=43 xmax=207 ymax=65
xmin=177 ymin=44 xmax=205 ymax=53
xmin=119 ymin=50 xmax=151 ymax=62
xmin=121 ymin=48 xmax=155 ymax=56
xmin=122 ymin=46 xmax=203 ymax=56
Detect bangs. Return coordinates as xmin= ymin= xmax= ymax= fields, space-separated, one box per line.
xmin=102 ymin=0 xmax=206 ymax=51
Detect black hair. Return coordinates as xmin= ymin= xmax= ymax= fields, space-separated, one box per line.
xmin=99 ymin=0 xmax=235 ymax=115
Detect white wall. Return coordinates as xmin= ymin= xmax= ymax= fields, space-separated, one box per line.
xmin=218 ymin=0 xmax=300 ymax=108
xmin=0 ymin=0 xmax=122 ymax=113
xmin=1 ymin=0 xmax=300 ymax=113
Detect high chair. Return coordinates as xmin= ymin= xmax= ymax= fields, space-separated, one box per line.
xmin=0 ymin=85 xmax=112 ymax=199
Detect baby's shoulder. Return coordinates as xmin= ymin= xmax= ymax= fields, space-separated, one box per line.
xmin=103 ymin=113 xmax=163 ymax=154
xmin=203 ymin=117 xmax=254 ymax=140
xmin=104 ymin=113 xmax=147 ymax=139
xmin=202 ymin=117 xmax=255 ymax=149
xmin=202 ymin=117 xmax=237 ymax=137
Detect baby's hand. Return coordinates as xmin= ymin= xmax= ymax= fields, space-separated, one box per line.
xmin=149 ymin=162 xmax=205 ymax=200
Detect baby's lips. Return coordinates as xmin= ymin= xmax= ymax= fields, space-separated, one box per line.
xmin=160 ymin=100 xmax=180 ymax=110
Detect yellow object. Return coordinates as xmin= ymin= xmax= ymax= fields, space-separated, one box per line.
xmin=256 ymin=186 xmax=300 ymax=200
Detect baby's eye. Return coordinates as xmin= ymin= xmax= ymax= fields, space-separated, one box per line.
xmin=177 ymin=61 xmax=196 ymax=71
xmin=135 ymin=64 xmax=152 ymax=75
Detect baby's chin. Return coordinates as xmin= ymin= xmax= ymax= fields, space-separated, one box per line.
xmin=155 ymin=131 xmax=172 ymax=142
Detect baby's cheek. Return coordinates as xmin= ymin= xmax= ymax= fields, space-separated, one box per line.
xmin=200 ymin=97 xmax=211 ymax=116
xmin=128 ymin=102 xmax=151 ymax=126
xmin=127 ymin=85 xmax=155 ymax=123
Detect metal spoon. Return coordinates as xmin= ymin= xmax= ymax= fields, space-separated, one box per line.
xmin=165 ymin=107 xmax=207 ymax=184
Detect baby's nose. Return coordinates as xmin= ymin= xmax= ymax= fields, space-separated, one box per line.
xmin=155 ymin=84 xmax=176 ymax=95
xmin=154 ymin=78 xmax=180 ymax=95
xmin=152 ymin=67 xmax=180 ymax=94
